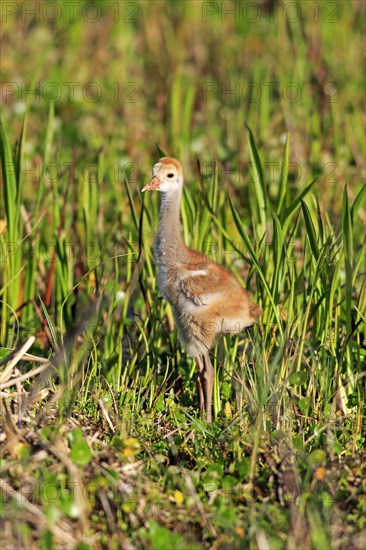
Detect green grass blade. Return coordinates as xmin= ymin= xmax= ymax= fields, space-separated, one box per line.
xmin=0 ymin=120 xmax=18 ymax=241
xmin=281 ymin=179 xmax=316 ymax=231
xmin=228 ymin=194 xmax=283 ymax=337
xmin=0 ymin=119 xmax=22 ymax=329
xmin=44 ymin=100 xmax=55 ymax=167
xmin=182 ymin=83 xmax=196 ymax=145
xmin=342 ymin=185 xmax=353 ymax=338
xmin=15 ymin=110 xmax=28 ymax=200
xmin=301 ymin=200 xmax=320 ymax=261
xmin=245 ymin=123 xmax=267 ymax=234
xmin=271 ymin=213 xmax=285 ymax=300
xmin=277 ymin=133 xmax=290 ymax=213
xmin=34 ymin=101 xmax=55 ymax=218
xmin=38 ymin=293 xmax=59 ymax=349
xmin=351 ymin=183 xmax=366 ymax=222
xmin=125 ymin=176 xmax=139 ymax=232
xmin=155 ymin=144 xmax=168 ymax=157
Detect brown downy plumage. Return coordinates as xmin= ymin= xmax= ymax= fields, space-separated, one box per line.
xmin=142 ymin=157 xmax=261 ymax=422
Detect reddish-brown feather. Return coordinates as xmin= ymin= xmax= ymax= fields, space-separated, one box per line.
xmin=143 ymin=157 xmax=261 ymax=421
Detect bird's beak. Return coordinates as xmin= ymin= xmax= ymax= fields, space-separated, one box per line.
xmin=142 ymin=176 xmax=161 ymax=192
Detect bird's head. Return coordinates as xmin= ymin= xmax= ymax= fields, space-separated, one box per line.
xmin=142 ymin=157 xmax=183 ymax=194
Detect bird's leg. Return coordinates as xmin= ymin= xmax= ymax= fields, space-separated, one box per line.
xmin=195 ymin=355 xmax=205 ymax=418
xmin=202 ymin=351 xmax=214 ymax=423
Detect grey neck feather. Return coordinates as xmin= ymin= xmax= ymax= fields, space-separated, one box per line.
xmin=154 ymin=188 xmax=185 ymax=262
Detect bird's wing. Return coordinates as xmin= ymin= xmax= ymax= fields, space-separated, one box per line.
xmin=180 ymin=277 xmax=206 ymax=306
xmin=179 ymin=266 xmax=226 ymax=307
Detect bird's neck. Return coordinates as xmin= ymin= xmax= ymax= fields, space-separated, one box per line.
xmin=155 ymin=189 xmax=185 ymax=262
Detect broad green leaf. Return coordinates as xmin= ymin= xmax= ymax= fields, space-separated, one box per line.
xmin=308 ymin=449 xmax=326 ymax=465
xmin=289 ymin=370 xmax=308 ymax=386
xmin=298 ymin=395 xmax=311 ymax=411
xmin=68 ymin=428 xmax=92 ymax=467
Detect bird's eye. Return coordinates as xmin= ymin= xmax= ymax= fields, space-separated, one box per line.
xmin=167 ymin=173 xmax=174 ymax=178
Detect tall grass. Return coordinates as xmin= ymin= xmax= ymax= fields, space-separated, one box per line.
xmin=1 ymin=115 xmax=364 ymax=424
xmin=1 ymin=118 xmax=25 ymax=346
